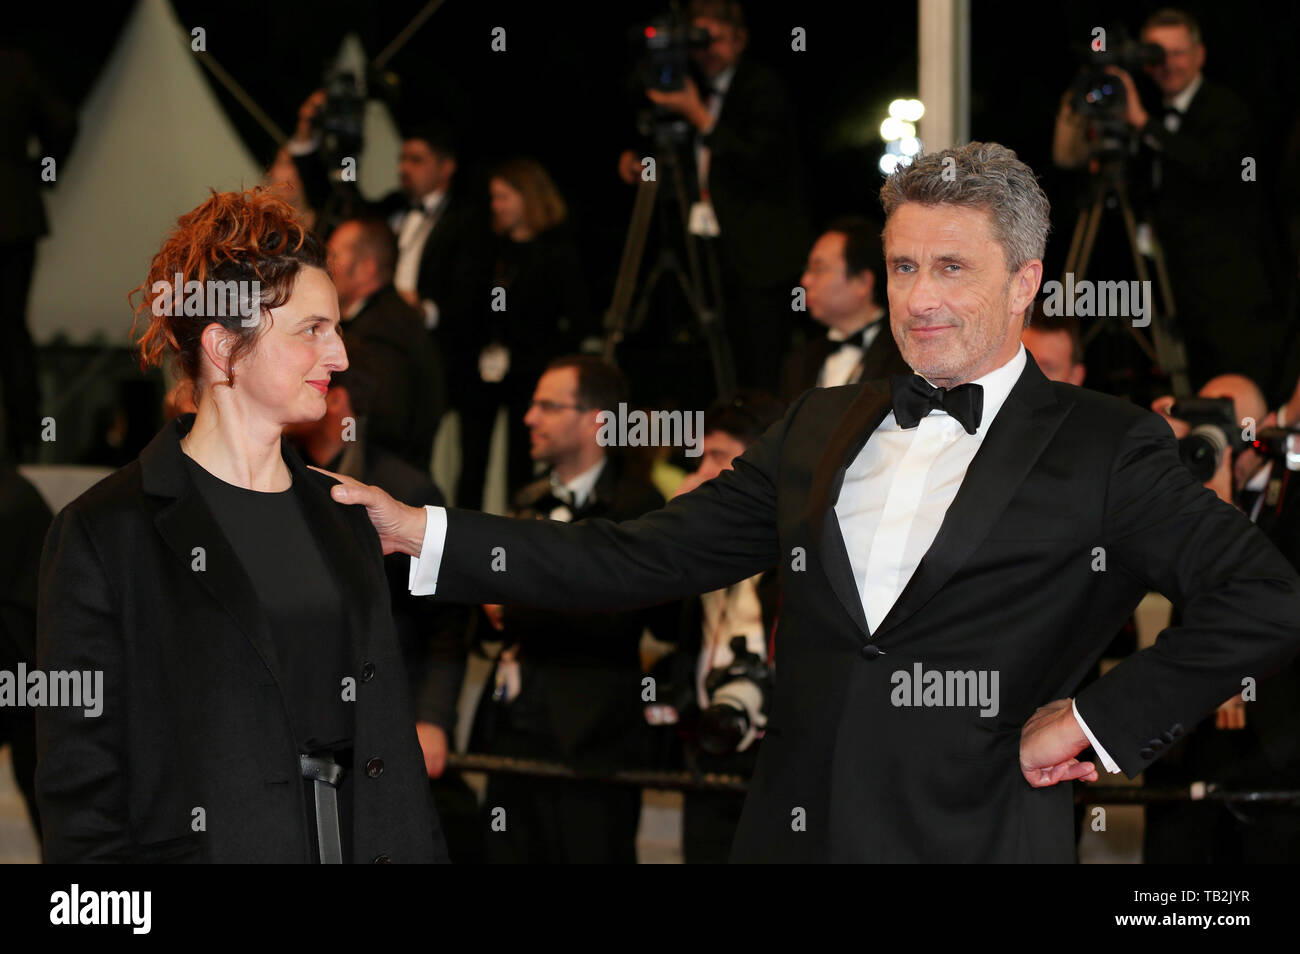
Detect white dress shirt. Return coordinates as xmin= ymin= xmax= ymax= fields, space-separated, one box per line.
xmin=393 ymin=189 xmax=447 ymax=329
xmin=819 ymin=310 xmax=885 ymax=389
xmin=409 ymin=343 xmax=1120 ymax=772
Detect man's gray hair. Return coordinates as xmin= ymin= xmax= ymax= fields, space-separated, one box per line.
xmin=879 ymin=141 xmax=1051 ymax=273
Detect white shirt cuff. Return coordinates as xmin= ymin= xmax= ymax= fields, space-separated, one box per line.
xmin=422 ymin=299 xmax=439 ymax=330
xmin=1073 ymin=698 xmax=1121 ymax=774
xmin=285 ymin=135 xmax=320 ymax=157
xmin=408 ymin=505 xmax=448 ymax=596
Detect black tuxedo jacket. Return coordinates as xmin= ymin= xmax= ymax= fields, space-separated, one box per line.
xmin=472 ymin=455 xmax=666 ymax=762
xmin=701 ymin=56 xmax=810 ymax=287
xmin=344 ymin=282 xmax=447 ymax=471
xmin=778 ymin=320 xmax=910 ymax=406
xmin=428 ymin=352 xmax=1300 ymax=861
xmin=36 ymin=414 xmax=447 ymax=862
xmin=377 ymin=189 xmax=493 ymax=380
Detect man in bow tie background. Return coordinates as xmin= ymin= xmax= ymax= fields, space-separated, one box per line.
xmin=323 ymin=140 xmax=1300 ymax=862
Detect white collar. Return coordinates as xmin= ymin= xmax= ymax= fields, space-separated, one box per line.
xmin=1167 ymin=73 xmax=1203 ymax=114
xmin=827 ymin=307 xmax=886 ymax=342
xmin=551 ymin=457 xmax=606 ymax=509
xmin=710 ymin=65 xmax=737 ymax=97
xmin=417 ymin=188 xmax=447 ymax=213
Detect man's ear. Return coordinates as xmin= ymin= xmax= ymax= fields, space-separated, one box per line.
xmin=1011 ymin=260 xmax=1043 ymax=320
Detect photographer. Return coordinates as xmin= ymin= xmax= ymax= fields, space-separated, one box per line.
xmin=650 ymin=389 xmax=785 ymax=863
xmin=617 ymin=0 xmax=810 ymax=393
xmin=1147 ymin=374 xmax=1300 ymax=862
xmin=1052 ymin=8 xmax=1282 ymax=394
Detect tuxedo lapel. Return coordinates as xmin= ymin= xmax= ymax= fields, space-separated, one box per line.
xmin=871 ymin=355 xmax=1070 ymax=640
xmin=807 ymin=378 xmax=893 ymax=638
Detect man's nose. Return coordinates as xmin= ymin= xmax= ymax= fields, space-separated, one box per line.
xmin=906 ymin=269 xmax=942 ymax=314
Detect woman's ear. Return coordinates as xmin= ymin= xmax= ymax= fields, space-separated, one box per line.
xmin=198 ymin=323 xmax=234 ymax=375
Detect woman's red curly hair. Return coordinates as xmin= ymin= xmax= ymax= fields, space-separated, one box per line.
xmin=129 ymin=186 xmax=325 ymax=390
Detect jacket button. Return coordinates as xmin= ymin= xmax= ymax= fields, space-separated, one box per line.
xmin=860 ymin=643 xmax=884 ymax=659
xmin=372 ymin=853 xmax=391 ymax=864
xmin=1161 ymin=730 xmax=1176 ymax=744
xmin=1146 ymin=738 xmax=1165 ymax=750
xmin=365 ymin=757 xmax=385 ymax=778
xmin=361 ymin=662 xmax=376 ymax=683
xmin=1170 ymin=723 xmax=1184 ymax=739
xmin=1139 ymin=747 xmax=1154 ymax=760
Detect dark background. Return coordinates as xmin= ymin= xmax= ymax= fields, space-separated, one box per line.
xmin=8 ymin=0 xmax=1300 ymax=458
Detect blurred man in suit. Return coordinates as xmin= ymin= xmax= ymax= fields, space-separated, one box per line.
xmin=1054 ymin=8 xmax=1284 ymax=394
xmin=326 ymin=217 xmax=446 ymax=472
xmin=621 ymin=0 xmax=810 ymax=392
xmin=780 ymin=217 xmax=909 ymax=404
xmin=468 ymin=356 xmax=665 ymax=863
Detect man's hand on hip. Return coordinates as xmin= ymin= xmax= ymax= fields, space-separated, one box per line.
xmin=1020 ymin=698 xmax=1099 ymax=787
xmin=309 ymin=466 xmax=428 ymax=556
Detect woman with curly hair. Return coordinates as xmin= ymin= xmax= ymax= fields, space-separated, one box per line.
xmin=35 ymin=188 xmax=447 ymax=863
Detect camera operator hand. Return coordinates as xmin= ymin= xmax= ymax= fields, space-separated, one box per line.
xmin=1103 ymin=66 xmax=1150 ymax=130
xmin=646 ymin=76 xmax=714 ymax=134
xmin=293 ymin=89 xmax=327 ymax=147
xmin=1151 ymin=394 xmax=1235 ymax=504
xmin=617 ymin=150 xmax=642 ymax=185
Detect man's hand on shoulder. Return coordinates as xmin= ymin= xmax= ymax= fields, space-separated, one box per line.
xmin=1020 ymin=698 xmax=1099 ymax=787
xmin=309 ymin=465 xmax=428 ymax=556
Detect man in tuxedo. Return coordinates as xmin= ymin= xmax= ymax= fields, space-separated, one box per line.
xmin=623 ymin=0 xmax=810 ymax=392
xmin=468 ymin=356 xmax=665 ymax=863
xmin=324 ymin=142 xmax=1300 ymax=862
xmin=780 ymin=217 xmax=910 ymax=405
xmin=326 ymin=217 xmax=446 ymax=472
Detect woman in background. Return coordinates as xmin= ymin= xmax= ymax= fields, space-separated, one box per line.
xmin=458 ymin=158 xmax=593 ymax=507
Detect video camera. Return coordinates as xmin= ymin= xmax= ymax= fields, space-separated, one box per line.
xmin=1070 ymin=29 xmax=1165 ymax=159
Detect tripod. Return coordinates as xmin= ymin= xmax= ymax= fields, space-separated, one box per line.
xmin=1063 ymin=155 xmax=1190 ymax=395
xmin=602 ymin=124 xmax=735 ymax=396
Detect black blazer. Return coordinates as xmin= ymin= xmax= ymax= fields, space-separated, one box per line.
xmin=36 ymin=413 xmax=447 ymax=863
xmin=778 ymin=321 xmax=910 ymax=407
xmin=376 ymin=189 xmax=494 ymax=380
xmin=426 ymin=352 xmax=1300 ymax=861
xmin=701 ymin=55 xmax=811 ymax=287
xmin=344 ymin=283 xmax=447 ymax=472
xmin=472 ymin=454 xmax=665 ymax=762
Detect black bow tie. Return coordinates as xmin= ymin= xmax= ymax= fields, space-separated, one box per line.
xmin=889 ymin=373 xmax=984 ymax=435
xmin=828 ymin=328 xmax=872 ymax=353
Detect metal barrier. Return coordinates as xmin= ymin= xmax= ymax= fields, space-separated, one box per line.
xmin=446 ymin=753 xmax=1300 ymax=804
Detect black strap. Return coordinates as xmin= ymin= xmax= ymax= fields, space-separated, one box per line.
xmin=300 ymin=754 xmax=344 ymax=864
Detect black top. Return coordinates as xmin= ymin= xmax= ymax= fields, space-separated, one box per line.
xmin=182 ymin=449 xmax=354 ymax=861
